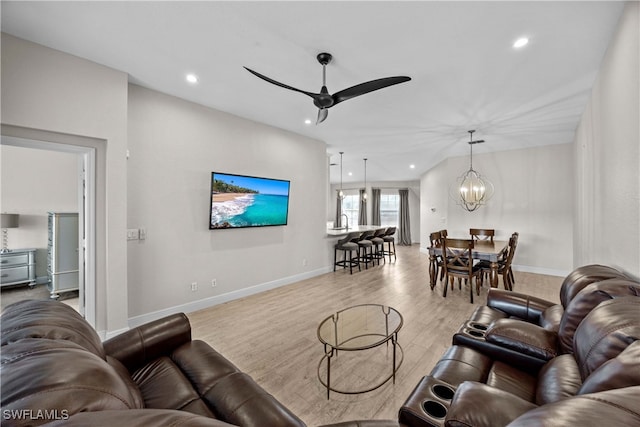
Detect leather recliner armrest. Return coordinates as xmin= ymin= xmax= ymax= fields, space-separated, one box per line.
xmin=103 ymin=313 xmax=192 ymax=372
xmin=446 ymin=381 xmax=537 ymax=427
xmin=487 ymin=289 xmax=557 ymax=323
xmin=485 ymin=319 xmax=558 ymax=361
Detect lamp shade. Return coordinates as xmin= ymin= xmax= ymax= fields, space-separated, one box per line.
xmin=1 ymin=214 xmax=19 ymax=228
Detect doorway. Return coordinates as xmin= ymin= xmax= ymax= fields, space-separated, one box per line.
xmin=0 ymin=134 xmax=96 ymax=326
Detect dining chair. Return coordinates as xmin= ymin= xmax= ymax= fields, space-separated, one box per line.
xmin=441 ymin=238 xmax=483 ymax=303
xmin=429 ymin=230 xmax=445 ymax=283
xmin=479 ymin=232 xmax=519 ymax=290
xmin=470 ymin=228 xmax=495 ymax=243
xmin=333 ymin=231 xmax=362 ymax=274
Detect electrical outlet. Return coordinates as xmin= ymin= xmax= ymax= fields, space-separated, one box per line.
xmin=211 ymin=279 xmax=217 ymax=287
xmin=302 ymin=258 xmax=308 ymax=266
xmin=191 ymin=282 xmax=198 ymax=292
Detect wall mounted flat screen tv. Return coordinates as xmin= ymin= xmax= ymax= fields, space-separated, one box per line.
xmin=210 ymin=172 xmax=290 ymax=229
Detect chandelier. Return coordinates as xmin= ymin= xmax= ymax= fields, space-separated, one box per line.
xmin=451 ymin=130 xmax=494 ymax=212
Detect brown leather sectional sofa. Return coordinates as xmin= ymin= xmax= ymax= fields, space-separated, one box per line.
xmin=2 ymin=264 xmax=639 ymax=427
xmin=399 ymin=264 xmax=640 ymax=427
xmin=0 ymin=299 xmax=396 ymax=427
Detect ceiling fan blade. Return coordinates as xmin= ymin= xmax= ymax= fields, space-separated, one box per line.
xmin=316 ymin=108 xmax=328 ymax=124
xmin=332 ymin=76 xmax=411 ymax=105
xmin=244 ymin=66 xmax=320 ymax=99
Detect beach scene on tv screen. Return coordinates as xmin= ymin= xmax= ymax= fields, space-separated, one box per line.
xmin=210 ymin=173 xmax=290 ymax=229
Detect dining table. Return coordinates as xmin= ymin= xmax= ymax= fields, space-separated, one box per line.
xmin=428 ymin=239 xmax=509 ymax=289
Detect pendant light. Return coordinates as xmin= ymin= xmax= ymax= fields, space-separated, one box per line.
xmin=338 ymin=151 xmax=345 ymax=199
xmin=451 ymin=130 xmax=494 ymax=212
xmin=363 ymin=158 xmax=368 ymax=200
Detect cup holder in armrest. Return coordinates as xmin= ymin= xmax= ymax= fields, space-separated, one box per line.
xmin=466 ymin=329 xmax=485 ymax=338
xmin=470 ymin=322 xmax=488 ymax=331
xmin=423 ymin=400 xmax=447 ymax=419
xmin=454 ymin=321 xmax=489 ymax=340
xmin=399 ymin=376 xmax=457 ymax=427
xmin=432 ymin=384 xmax=455 ymax=400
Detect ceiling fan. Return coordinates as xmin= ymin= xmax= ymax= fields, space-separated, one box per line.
xmin=244 ymin=52 xmax=411 ymax=124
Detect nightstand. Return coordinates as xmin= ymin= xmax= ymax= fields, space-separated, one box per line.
xmin=0 ymin=248 xmax=36 ymax=288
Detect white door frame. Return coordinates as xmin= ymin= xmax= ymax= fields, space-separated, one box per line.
xmin=1 ymin=133 xmax=97 ymax=327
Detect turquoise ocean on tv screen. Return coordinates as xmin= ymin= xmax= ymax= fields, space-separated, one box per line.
xmin=211 ymin=194 xmax=288 ymax=227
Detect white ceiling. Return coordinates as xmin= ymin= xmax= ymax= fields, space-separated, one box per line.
xmin=1 ymin=1 xmax=625 ymax=184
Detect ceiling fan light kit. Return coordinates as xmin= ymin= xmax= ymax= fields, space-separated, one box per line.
xmin=244 ymin=52 xmax=411 ymax=124
xmin=450 ymin=130 xmax=494 ymax=212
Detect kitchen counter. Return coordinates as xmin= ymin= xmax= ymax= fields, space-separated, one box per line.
xmin=326 ymin=225 xmax=381 ymax=237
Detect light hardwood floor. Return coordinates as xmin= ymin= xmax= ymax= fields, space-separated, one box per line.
xmin=188 ymin=244 xmax=563 ymax=426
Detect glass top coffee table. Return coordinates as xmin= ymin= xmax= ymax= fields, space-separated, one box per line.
xmin=317 ymin=303 xmax=403 ymax=399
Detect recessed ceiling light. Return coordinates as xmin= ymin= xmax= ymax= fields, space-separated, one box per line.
xmin=304 ymin=119 xmax=312 ymax=125
xmin=348 ymin=172 xmax=353 ymax=176
xmin=186 ymin=73 xmax=199 ymax=84
xmin=513 ymin=37 xmax=529 ymax=48
xmin=410 ymin=164 xmax=416 ymax=169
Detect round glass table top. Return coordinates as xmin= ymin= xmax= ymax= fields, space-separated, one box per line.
xmin=317 ymin=304 xmax=403 ymax=351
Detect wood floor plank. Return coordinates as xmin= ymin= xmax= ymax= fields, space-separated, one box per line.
xmin=188 ymin=244 xmax=563 ymax=426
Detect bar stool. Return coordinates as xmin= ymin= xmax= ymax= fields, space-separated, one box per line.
xmin=382 ymin=227 xmax=397 ymax=262
xmin=367 ymin=228 xmax=387 ymax=265
xmin=356 ymin=230 xmax=375 ymax=269
xmin=333 ymin=232 xmax=361 ymax=274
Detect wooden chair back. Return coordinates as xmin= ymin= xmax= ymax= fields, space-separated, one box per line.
xmin=442 ymin=238 xmax=480 ymax=303
xmin=429 ymin=231 xmax=442 ymax=248
xmin=442 ymin=238 xmax=475 ymax=276
xmin=503 ymin=232 xmax=519 ymax=266
xmin=470 ymin=228 xmax=495 ymax=243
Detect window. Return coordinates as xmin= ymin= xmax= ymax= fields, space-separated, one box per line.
xmin=342 ymin=194 xmax=359 ymax=228
xmin=380 ymin=193 xmax=399 ymax=226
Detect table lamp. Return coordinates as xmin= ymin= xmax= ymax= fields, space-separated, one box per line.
xmin=1 ymin=213 xmax=19 ymax=253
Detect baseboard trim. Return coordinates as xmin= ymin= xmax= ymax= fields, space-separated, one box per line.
xmin=511 ymin=264 xmax=569 ymax=278
xmin=102 ymin=327 xmax=129 ymax=341
xmin=126 ymin=266 xmax=332 ymax=330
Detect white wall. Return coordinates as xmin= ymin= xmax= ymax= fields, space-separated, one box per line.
xmin=0 ymin=145 xmax=78 ymax=280
xmin=421 ymin=143 xmax=574 ymax=276
xmin=1 ymin=34 xmax=129 ymax=334
xmin=574 ymin=2 xmax=639 ymax=276
xmin=126 ymin=85 xmax=328 ymax=320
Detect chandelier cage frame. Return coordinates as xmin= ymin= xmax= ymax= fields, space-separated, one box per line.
xmin=450 ymin=130 xmax=494 ymax=212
